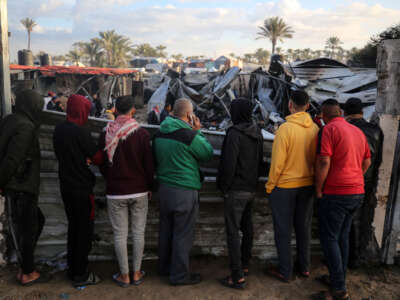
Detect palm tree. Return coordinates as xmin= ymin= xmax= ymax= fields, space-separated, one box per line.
xmin=20 ymin=18 xmax=37 ymax=50
xmin=325 ymin=36 xmax=343 ymax=59
xmin=95 ymin=30 xmax=132 ymax=67
xmin=257 ymin=17 xmax=294 ymax=54
xmin=254 ymin=48 xmax=270 ymax=65
xmin=156 ymin=45 xmax=167 ymax=58
xmin=66 ymin=50 xmax=82 ymax=66
xmin=83 ymin=41 xmax=104 ymax=67
xmin=171 ymin=53 xmax=183 ymax=60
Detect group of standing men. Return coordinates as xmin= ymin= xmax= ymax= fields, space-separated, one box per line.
xmin=0 ymin=88 xmax=383 ymax=300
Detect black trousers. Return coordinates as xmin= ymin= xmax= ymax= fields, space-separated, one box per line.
xmin=7 ymin=191 xmax=45 ymax=274
xmin=61 ymin=188 xmax=95 ymax=282
xmin=224 ymin=191 xmax=254 ymax=282
xmin=158 ymin=183 xmax=199 ymax=284
xmin=349 ymin=184 xmax=375 ymax=264
xmin=269 ymin=186 xmax=314 ymax=279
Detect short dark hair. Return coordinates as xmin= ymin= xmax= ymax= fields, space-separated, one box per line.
xmin=343 ymin=98 xmax=363 ymax=115
xmin=321 ymin=98 xmax=339 ymax=107
xmin=321 ymin=98 xmax=341 ymax=119
xmin=291 ymin=90 xmax=309 ymax=107
xmin=116 ymin=96 xmax=135 ymax=114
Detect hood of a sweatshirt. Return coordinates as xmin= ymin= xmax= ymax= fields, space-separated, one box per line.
xmin=159 ymin=116 xmax=192 ymax=134
xmin=232 ymin=122 xmax=263 ymax=140
xmin=15 ymin=89 xmax=45 ymax=127
xmin=285 ymin=111 xmax=314 ymax=128
xmin=66 ymin=94 xmax=92 ymax=126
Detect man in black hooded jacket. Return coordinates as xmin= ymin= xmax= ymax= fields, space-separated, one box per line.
xmin=0 ymin=90 xmax=48 ymax=285
xmin=343 ymin=98 xmax=384 ymax=267
xmin=217 ymin=98 xmax=263 ymax=289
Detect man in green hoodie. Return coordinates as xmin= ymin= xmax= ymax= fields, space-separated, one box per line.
xmin=0 ymin=90 xmax=49 ymax=286
xmin=154 ymin=98 xmax=213 ymax=286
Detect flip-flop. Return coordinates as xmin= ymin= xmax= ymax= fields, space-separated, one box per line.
xmin=219 ymin=276 xmax=246 ymax=289
xmin=112 ymin=273 xmax=130 ymax=288
xmin=132 ymin=271 xmax=146 ymax=286
xmin=73 ymin=272 xmax=102 ymax=287
xmin=311 ymin=290 xmax=350 ymax=300
xmin=265 ymin=268 xmax=290 ymax=283
xmin=20 ymin=273 xmax=52 ymax=287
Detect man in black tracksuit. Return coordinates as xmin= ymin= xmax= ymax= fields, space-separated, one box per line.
xmin=53 ymin=94 xmax=102 ymax=287
xmin=217 ymin=98 xmax=263 ymax=289
xmin=0 ymin=90 xmax=47 ymax=286
xmin=343 ymin=98 xmax=384 ymax=268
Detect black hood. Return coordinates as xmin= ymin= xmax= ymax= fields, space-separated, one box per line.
xmin=230 ymin=98 xmax=253 ymax=125
xmin=232 ymin=122 xmax=263 ymax=140
xmin=15 ymin=90 xmax=44 ymax=127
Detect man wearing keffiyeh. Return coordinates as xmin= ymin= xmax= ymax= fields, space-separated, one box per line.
xmin=99 ymin=96 xmax=155 ymax=287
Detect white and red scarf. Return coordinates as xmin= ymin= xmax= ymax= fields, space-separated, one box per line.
xmin=104 ymin=115 xmax=140 ymax=163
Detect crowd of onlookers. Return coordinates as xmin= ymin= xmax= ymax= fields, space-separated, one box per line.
xmin=0 ymin=89 xmax=382 ymax=300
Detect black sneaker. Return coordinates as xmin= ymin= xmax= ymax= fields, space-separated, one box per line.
xmin=170 ymin=273 xmax=202 ymax=286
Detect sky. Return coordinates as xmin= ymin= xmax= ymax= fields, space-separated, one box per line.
xmin=7 ymin=0 xmax=400 ymax=61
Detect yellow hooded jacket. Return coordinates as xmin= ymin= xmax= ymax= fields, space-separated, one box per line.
xmin=266 ymin=112 xmax=319 ymax=194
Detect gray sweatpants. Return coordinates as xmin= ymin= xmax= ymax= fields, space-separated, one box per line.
xmin=107 ymin=195 xmax=148 ymax=274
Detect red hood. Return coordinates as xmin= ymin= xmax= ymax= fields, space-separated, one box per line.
xmin=66 ymin=94 xmax=92 ymax=126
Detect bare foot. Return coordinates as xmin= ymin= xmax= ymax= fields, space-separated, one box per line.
xmin=133 ymin=271 xmax=144 ymax=282
xmin=117 ymin=273 xmax=130 ymax=284
xmin=20 ymin=271 xmax=40 ymax=285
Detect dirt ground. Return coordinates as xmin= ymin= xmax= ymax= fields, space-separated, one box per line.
xmin=0 ymin=256 xmax=399 ymax=300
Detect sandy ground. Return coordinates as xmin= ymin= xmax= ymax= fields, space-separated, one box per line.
xmin=0 ymin=256 xmax=399 ymax=300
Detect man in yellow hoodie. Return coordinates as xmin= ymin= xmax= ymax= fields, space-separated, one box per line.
xmin=265 ymin=90 xmax=319 ymax=282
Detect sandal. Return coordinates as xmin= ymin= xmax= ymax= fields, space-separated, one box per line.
xmin=265 ymin=268 xmax=290 ymax=283
xmin=219 ymin=276 xmax=246 ymax=289
xmin=112 ymin=273 xmax=130 ymax=288
xmin=20 ymin=273 xmax=52 ymax=287
xmin=132 ymin=271 xmax=146 ymax=286
xmin=316 ymin=274 xmax=330 ymax=287
xmin=311 ymin=290 xmax=350 ymax=300
xmin=73 ymin=272 xmax=102 ymax=287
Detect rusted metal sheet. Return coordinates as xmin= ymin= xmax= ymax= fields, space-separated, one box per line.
xmin=9 ymin=64 xmax=138 ymax=77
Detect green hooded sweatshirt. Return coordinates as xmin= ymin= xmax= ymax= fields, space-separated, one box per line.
xmin=0 ymin=90 xmax=44 ymax=195
xmin=153 ymin=116 xmax=213 ymax=190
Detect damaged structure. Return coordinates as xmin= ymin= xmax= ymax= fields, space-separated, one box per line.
xmin=10 ymin=64 xmax=141 ymax=109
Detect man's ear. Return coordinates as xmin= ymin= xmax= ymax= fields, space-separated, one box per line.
xmin=306 ymin=103 xmax=310 ymax=110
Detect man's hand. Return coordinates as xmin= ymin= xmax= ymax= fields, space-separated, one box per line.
xmin=193 ymin=116 xmax=202 ymax=131
xmin=316 ymin=190 xmax=323 ymax=199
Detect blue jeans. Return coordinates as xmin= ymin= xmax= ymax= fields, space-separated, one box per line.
xmin=318 ymin=194 xmax=363 ymax=291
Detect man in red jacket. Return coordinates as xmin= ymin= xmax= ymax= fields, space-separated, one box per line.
xmin=99 ymin=96 xmax=155 ymax=287
xmin=314 ymin=99 xmax=371 ymax=300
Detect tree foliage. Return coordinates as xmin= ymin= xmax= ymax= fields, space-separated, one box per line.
xmin=20 ymin=17 xmax=37 ymax=50
xmin=257 ymin=17 xmax=294 ymax=54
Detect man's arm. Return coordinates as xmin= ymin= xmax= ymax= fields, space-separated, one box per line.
xmin=141 ymin=130 xmax=155 ymax=190
xmin=0 ymin=123 xmax=35 ymax=189
xmin=190 ymin=132 xmax=214 ymax=162
xmin=265 ymin=128 xmax=287 ymax=194
xmin=315 ymin=156 xmax=331 ymax=199
xmin=362 ymin=158 xmax=371 ymax=174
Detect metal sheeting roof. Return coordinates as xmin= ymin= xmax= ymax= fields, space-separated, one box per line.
xmin=10 ymin=64 xmax=138 ymax=77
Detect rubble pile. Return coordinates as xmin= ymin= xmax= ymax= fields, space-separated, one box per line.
xmin=146 ymin=57 xmax=378 ymax=135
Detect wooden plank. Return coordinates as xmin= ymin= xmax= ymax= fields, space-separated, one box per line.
xmin=0 ymin=0 xmax=11 ymax=118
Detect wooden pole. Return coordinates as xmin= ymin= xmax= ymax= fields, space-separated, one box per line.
xmin=374 ymin=39 xmax=400 ymax=263
xmin=0 ymin=0 xmax=11 ymax=118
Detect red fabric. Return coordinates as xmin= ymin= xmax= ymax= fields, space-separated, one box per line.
xmin=66 ymin=94 xmax=92 ymax=126
xmin=313 ymin=116 xmax=323 ymax=128
xmin=99 ymin=128 xmax=155 ymax=196
xmin=91 ymin=150 xmax=104 ymax=166
xmin=318 ymin=117 xmax=371 ymax=195
xmin=89 ymin=194 xmax=95 ymax=221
